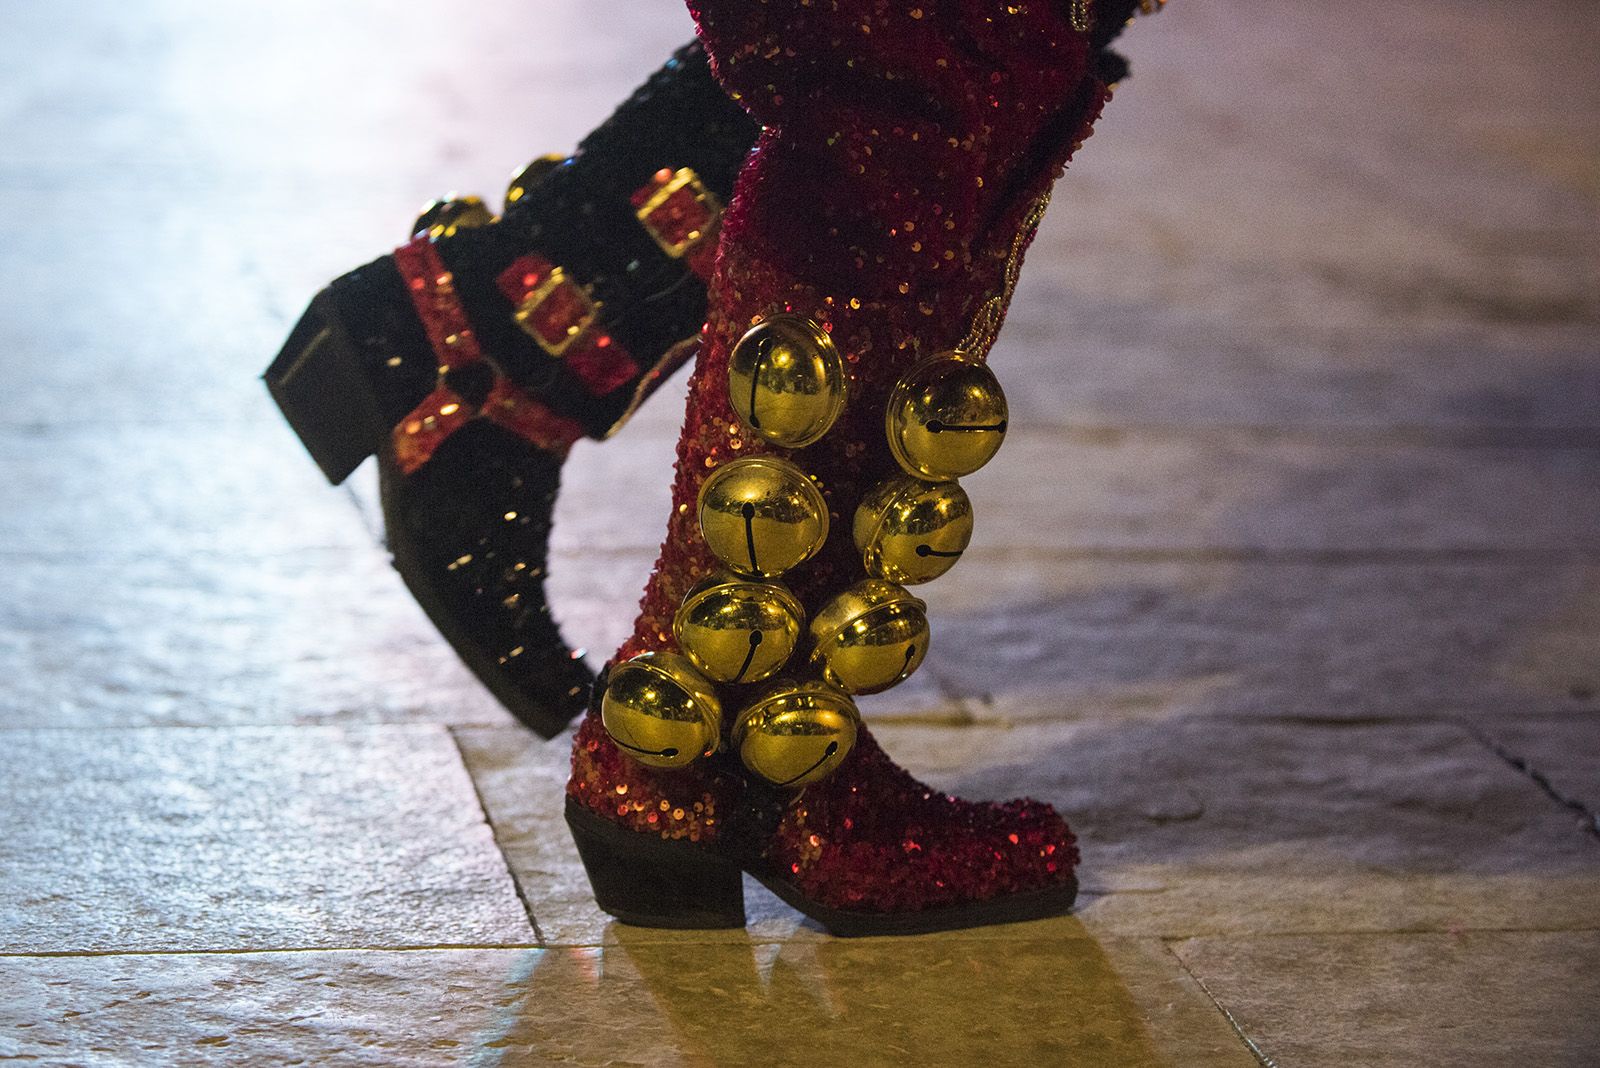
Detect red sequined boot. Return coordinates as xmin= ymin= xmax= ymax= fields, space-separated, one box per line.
xmin=568 ymin=0 xmax=1148 ymax=935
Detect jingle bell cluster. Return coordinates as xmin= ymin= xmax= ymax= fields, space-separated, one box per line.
xmin=603 ymin=311 xmax=1009 ymax=789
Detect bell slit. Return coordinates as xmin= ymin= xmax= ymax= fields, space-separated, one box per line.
xmin=732 ymin=631 xmax=762 ymax=683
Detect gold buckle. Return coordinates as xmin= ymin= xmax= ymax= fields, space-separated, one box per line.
xmin=635 ymin=167 xmax=721 ymax=260
xmin=513 ymin=266 xmax=598 ymax=357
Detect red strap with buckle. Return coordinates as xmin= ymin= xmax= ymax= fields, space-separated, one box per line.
xmin=496 ymin=255 xmax=641 ymax=397
xmin=391 ymin=239 xmax=585 ymax=475
xmin=632 ymin=166 xmax=721 ymax=280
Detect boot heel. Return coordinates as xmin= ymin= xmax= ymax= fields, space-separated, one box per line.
xmin=264 ymin=288 xmax=390 ymax=486
xmin=565 ymin=797 xmax=746 ymax=929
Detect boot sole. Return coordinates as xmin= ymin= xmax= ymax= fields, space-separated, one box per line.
xmin=566 ymin=796 xmax=1078 ymax=938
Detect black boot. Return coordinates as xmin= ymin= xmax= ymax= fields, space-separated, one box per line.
xmin=266 ymin=42 xmax=754 ymax=736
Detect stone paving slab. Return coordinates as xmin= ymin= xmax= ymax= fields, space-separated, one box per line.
xmin=9 ymin=0 xmax=1591 ymax=442
xmin=0 ymin=182 xmax=462 ymax=431
xmin=0 ymin=937 xmax=1255 ymax=1068
xmin=1011 ymin=433 xmax=1594 ymax=556
xmin=913 ymin=555 xmax=1600 ymax=724
xmin=1003 ymin=0 xmax=1600 ymax=437
xmin=0 ymin=421 xmax=369 ymax=557
xmin=940 ymin=717 xmax=1600 ymax=938
xmin=974 ymin=432 xmax=1600 ymax=555
xmin=0 ymin=726 xmax=531 ymax=953
xmin=456 ymin=717 xmax=1600 ymax=947
xmin=1061 ymin=1 xmax=1600 ymax=336
xmin=996 ymin=284 xmax=1600 ymax=435
xmin=5 ymin=0 xmax=1592 ymax=440
xmin=0 ymin=199 xmax=346 ymax=430
xmin=327 ymin=474 xmax=1600 ymax=734
xmin=0 ymin=0 xmax=695 ymax=188
xmin=0 ymin=548 xmax=513 ymax=729
xmin=0 ymin=0 xmax=697 ymax=428
xmin=12 ymin=211 xmax=1591 ymax=447
xmin=1171 ymin=931 xmax=1600 ymax=1068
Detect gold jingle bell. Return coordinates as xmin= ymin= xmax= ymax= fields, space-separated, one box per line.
xmin=808 ymin=579 xmax=930 ymax=695
xmin=412 ymin=195 xmax=495 ymax=241
xmin=505 ymin=154 xmax=565 ymax=209
xmin=600 ymin=652 xmax=722 ymax=770
xmin=697 ymin=456 xmax=829 ymax=579
xmin=853 ymin=475 xmax=973 ymax=585
xmin=673 ymin=573 xmax=805 ymax=685
xmin=727 ymin=315 xmax=848 ymax=449
xmin=887 ymin=355 xmax=1009 ymax=480
xmin=732 ymin=679 xmax=860 ymax=788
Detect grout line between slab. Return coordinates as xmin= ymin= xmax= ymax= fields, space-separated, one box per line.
xmin=1462 ymin=720 xmax=1600 ymax=842
xmin=1162 ymin=939 xmax=1279 ymax=1068
xmin=448 ymin=727 xmax=549 ymax=948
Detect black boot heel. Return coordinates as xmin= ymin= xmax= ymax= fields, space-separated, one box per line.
xmin=566 ymin=797 xmax=747 ymax=929
xmin=264 ymin=287 xmax=392 ymax=486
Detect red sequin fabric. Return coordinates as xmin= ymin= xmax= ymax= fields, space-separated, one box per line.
xmin=570 ymin=0 xmax=1113 ymax=913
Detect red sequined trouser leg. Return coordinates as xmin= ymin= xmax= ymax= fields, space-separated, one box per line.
xmin=570 ymin=1 xmax=1124 ymax=918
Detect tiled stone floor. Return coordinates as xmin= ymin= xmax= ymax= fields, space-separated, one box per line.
xmin=2 ymin=0 xmax=1597 ymax=1064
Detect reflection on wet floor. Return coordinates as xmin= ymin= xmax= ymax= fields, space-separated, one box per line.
xmin=441 ymin=928 xmax=1190 ymax=1067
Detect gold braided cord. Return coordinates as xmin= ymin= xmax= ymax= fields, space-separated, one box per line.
xmin=955 ymin=190 xmax=1052 ymax=362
